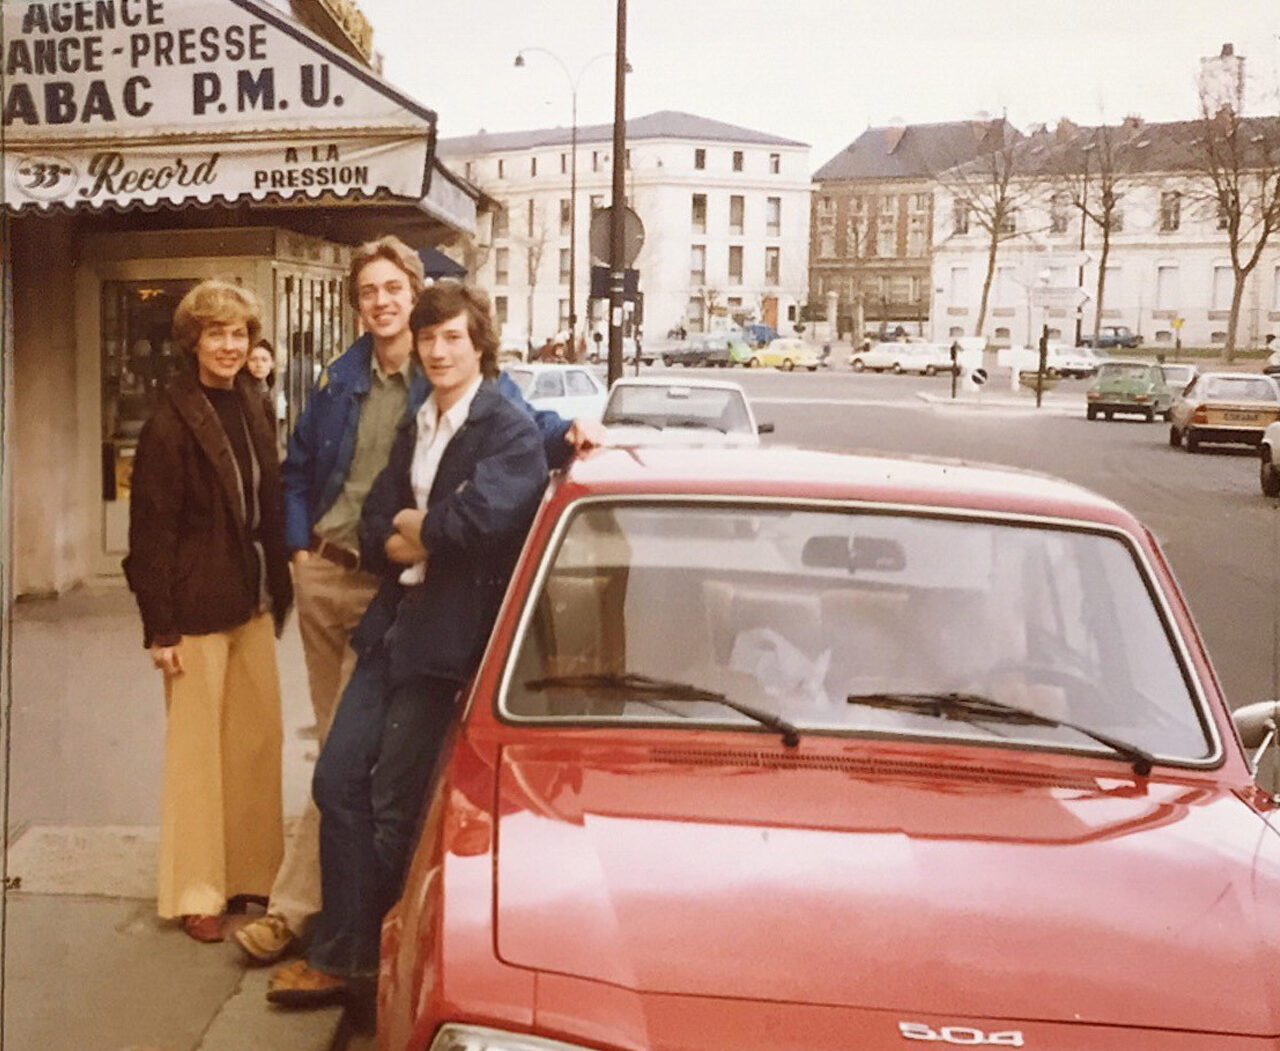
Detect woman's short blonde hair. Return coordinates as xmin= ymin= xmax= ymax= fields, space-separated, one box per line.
xmin=347 ymin=235 xmax=426 ymax=308
xmin=172 ymin=280 xmax=263 ymax=354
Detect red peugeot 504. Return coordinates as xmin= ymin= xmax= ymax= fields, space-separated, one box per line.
xmin=379 ymin=447 xmax=1280 ymax=1051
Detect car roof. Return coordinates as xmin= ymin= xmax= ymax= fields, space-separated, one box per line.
xmin=1097 ymin=358 xmax=1156 ymax=368
xmin=609 ymin=377 xmax=747 ymax=393
xmin=556 ymin=447 xmax=1135 ymax=528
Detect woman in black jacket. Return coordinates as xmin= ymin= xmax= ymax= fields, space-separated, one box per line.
xmin=124 ymin=279 xmax=292 ymax=943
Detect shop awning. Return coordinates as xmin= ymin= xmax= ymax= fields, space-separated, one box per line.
xmin=2 ymin=0 xmax=474 ymax=232
xmin=417 ymin=245 xmax=466 ymax=280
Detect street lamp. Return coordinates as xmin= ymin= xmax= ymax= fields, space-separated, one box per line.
xmin=514 ymin=47 xmax=622 ymax=359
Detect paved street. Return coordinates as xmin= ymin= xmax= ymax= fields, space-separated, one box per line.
xmin=8 ymin=359 xmax=1279 ymax=1049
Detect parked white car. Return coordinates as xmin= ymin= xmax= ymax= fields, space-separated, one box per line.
xmin=850 ymin=339 xmax=957 ymax=376
xmin=602 ymin=377 xmax=773 ymax=447
xmin=504 ymin=363 xmax=607 ymax=420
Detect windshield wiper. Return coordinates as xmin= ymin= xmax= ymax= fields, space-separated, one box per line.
xmin=845 ymin=691 xmax=1155 ymax=776
xmin=527 ymin=671 xmax=801 ymax=747
xmin=603 ymin=416 xmax=663 ymax=429
xmin=666 ymin=419 xmax=727 ymax=432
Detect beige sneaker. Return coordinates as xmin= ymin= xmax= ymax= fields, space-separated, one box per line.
xmin=233 ymin=913 xmax=296 ymax=964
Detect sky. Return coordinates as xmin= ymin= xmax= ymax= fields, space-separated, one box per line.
xmin=358 ymin=0 xmax=1278 ymax=168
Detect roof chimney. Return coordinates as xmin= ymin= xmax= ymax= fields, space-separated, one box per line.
xmin=1199 ymin=42 xmax=1245 ymax=114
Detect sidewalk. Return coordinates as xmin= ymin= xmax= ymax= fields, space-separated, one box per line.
xmin=4 ymin=585 xmax=350 ymax=1050
xmin=915 ymin=384 xmax=1082 ymax=417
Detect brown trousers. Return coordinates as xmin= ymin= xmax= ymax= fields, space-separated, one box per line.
xmin=157 ymin=612 xmax=283 ymax=918
xmin=267 ymin=554 xmax=379 ymax=932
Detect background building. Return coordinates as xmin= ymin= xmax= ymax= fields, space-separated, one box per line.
xmin=438 ymin=111 xmax=811 ymax=346
xmin=810 ymin=119 xmax=1013 ymax=341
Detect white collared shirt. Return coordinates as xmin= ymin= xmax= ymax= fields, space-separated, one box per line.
xmin=399 ymin=376 xmax=483 ymax=584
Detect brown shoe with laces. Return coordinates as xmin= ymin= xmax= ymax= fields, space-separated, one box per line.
xmin=267 ymin=959 xmax=348 ymax=1007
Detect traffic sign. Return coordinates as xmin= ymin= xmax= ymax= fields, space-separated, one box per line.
xmin=1172 ymin=316 xmax=1185 ymax=330
xmin=971 ymin=367 xmax=989 ymax=386
xmin=589 ymin=205 xmax=645 ymax=267
xmin=1031 ymin=286 xmax=1090 ymax=310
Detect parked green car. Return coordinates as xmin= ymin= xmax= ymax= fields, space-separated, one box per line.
xmin=1085 ymin=360 xmax=1174 ymax=422
xmin=726 ymin=335 xmax=754 ymax=367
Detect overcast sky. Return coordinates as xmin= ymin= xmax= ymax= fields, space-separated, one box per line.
xmin=359 ymin=0 xmax=1278 ymax=168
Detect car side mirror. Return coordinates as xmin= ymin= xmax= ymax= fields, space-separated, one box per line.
xmin=1232 ymin=700 xmax=1280 ymax=774
xmin=757 ymin=421 xmax=775 ymax=434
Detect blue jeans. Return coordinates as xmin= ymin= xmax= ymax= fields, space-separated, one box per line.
xmin=307 ymin=642 xmax=458 ymax=978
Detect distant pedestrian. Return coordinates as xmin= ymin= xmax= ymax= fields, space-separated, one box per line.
xmin=124 ymin=280 xmax=293 ymax=944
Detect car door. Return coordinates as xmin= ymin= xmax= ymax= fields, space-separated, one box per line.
xmin=561 ymin=368 xmax=607 ymax=419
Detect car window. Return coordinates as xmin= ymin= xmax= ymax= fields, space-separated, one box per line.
xmin=532 ymin=372 xmax=565 ymax=398
xmin=1204 ymin=376 xmax=1278 ymax=401
xmin=604 ymin=386 xmax=751 ymax=431
xmin=503 ymin=503 xmax=1212 ymax=763
xmin=564 ymin=370 xmax=598 ymax=396
xmin=1097 ymin=363 xmax=1151 ymax=381
xmin=506 ymin=369 xmax=533 ymax=395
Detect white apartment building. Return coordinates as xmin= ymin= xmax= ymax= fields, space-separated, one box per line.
xmin=931 ymin=115 xmax=1280 ymax=352
xmin=437 ymin=111 xmax=811 ymax=346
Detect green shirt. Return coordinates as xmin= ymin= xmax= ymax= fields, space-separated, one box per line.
xmin=312 ymin=353 xmax=412 ymax=550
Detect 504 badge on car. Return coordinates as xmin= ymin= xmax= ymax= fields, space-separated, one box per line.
xmin=898 ymin=1023 xmax=1024 ymax=1044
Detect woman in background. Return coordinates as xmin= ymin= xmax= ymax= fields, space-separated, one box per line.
xmin=124 ymin=280 xmax=293 ymax=943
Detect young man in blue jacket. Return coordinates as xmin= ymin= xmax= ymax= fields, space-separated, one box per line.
xmin=268 ymin=281 xmax=547 ymax=1003
xmin=235 ymin=237 xmax=603 ymax=965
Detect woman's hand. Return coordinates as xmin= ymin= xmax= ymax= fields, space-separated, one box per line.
xmin=150 ymin=644 xmax=183 ymax=677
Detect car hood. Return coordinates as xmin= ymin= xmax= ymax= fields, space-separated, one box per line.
xmin=494 ymin=744 xmax=1280 ymax=1033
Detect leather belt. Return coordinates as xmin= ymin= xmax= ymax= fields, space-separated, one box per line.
xmin=308 ymin=533 xmax=360 ymax=572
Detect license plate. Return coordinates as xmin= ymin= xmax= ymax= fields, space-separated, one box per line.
xmin=1222 ymin=411 xmax=1262 ymax=422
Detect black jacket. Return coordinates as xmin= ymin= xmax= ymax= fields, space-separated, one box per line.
xmin=124 ymin=370 xmax=292 ymax=647
xmin=353 ymin=381 xmax=549 ymax=685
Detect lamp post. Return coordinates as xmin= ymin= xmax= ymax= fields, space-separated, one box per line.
xmin=514 ymin=48 xmax=616 ymax=360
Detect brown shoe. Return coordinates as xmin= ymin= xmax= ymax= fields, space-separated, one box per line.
xmin=180 ymin=914 xmax=224 ymax=943
xmin=234 ymin=913 xmax=296 ymax=965
xmin=267 ymin=959 xmax=348 ymax=1007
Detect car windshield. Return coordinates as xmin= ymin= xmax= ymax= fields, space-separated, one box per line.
xmin=1202 ymin=376 xmax=1277 ymax=402
xmin=603 ymin=387 xmax=752 ymax=432
xmin=1160 ymin=365 xmax=1194 ymax=387
xmin=1097 ymin=363 xmax=1153 ymax=381
xmin=502 ymin=503 xmax=1213 ymax=764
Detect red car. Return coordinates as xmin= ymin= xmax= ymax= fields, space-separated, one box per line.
xmin=379 ymin=447 xmax=1280 ymax=1050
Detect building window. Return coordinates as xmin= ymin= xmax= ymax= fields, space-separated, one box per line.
xmin=1155 ymin=329 xmax=1172 ymax=344
xmin=691 ymin=193 xmax=707 ymax=234
xmin=729 ymin=195 xmax=744 ymax=235
xmin=994 ymin=264 xmax=1017 ymax=306
xmin=1211 ymin=330 xmax=1227 ymax=344
xmin=997 ymin=208 xmax=1017 ymax=235
xmin=906 ymin=217 xmax=927 ymax=257
xmin=592 ymin=150 xmax=601 ymax=173
xmin=530 ymin=156 xmax=537 ymax=177
xmin=765 ymin=246 xmax=780 ymax=285
xmin=728 ymin=245 xmax=744 ymax=285
xmin=1213 ymin=265 xmax=1233 ymax=310
xmin=559 ymin=198 xmax=571 ymax=235
xmin=560 ymin=152 xmax=568 ymax=174
xmin=769 ymin=152 xmax=780 ymax=174
xmin=1160 ymin=191 xmax=1181 ymax=232
xmin=994 ymin=327 xmax=1011 ymax=342
xmin=732 ymin=150 xmax=744 ymax=172
xmin=464 ymin=161 xmax=473 ymax=180
xmin=527 ymin=199 xmax=536 ymax=237
xmin=949 ymin=326 xmax=965 ymax=338
xmin=766 ymin=197 xmax=781 ymax=236
xmin=625 ymin=148 xmax=631 ymax=169
xmin=694 ymin=148 xmax=706 ymax=170
xmin=527 ymin=247 xmax=538 ymax=285
xmin=953 ymin=199 xmax=969 ymax=234
xmin=1050 ymin=192 xmax=1071 ymax=234
xmin=910 ymin=275 xmax=923 ymax=303
xmin=497 ymin=158 xmax=505 ymax=179
xmin=950 ymin=266 xmax=969 ymax=301
xmin=1273 ymin=265 xmax=1280 ymax=310
xmin=879 ymin=195 xmax=895 ymax=216
xmin=1111 ymin=209 xmax=1124 ymax=233
xmin=559 ymin=248 xmax=570 ymax=285
xmin=688 ymin=295 xmax=705 ymax=328
xmin=1217 ymin=202 xmax=1230 ymax=230
xmin=492 ymin=206 xmax=509 ymax=238
xmin=495 ymin=247 xmax=509 ymax=285
xmin=494 ymin=295 xmax=508 ymax=325
xmin=690 ymin=244 xmax=706 ymax=286
xmin=912 ymin=193 xmax=929 ymax=212
xmin=559 ymin=299 xmax=569 ymax=328
xmin=1156 ymin=265 xmax=1178 ymax=310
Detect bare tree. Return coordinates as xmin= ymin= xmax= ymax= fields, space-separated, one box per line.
xmin=1048 ymin=121 xmax=1134 ymax=347
xmin=935 ymin=127 xmax=1030 ymax=338
xmin=1186 ymin=103 xmax=1280 ymax=358
xmin=516 ymin=207 xmax=550 ymax=351
xmin=701 ymin=286 xmax=724 ymax=331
